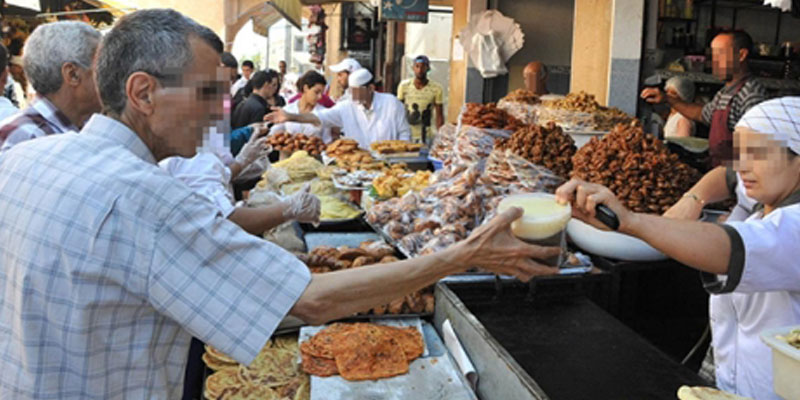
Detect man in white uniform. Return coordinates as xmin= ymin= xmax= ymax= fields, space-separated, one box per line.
xmin=265 ymin=68 xmax=410 ymax=149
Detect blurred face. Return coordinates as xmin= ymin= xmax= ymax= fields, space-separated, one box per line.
xmin=734 ymin=127 xmax=800 ymax=209
xmin=148 ymin=37 xmax=225 ymax=158
xmin=227 ymin=66 xmax=237 ymax=83
xmin=351 ymin=85 xmax=373 ymax=107
xmin=413 ymin=62 xmax=428 ymax=80
xmin=336 ymin=71 xmax=349 ymax=89
xmin=302 ymin=83 xmax=324 ymax=106
xmin=241 ymin=65 xmax=253 ymax=79
xmin=711 ymin=34 xmax=745 ymax=82
xmin=262 ymin=77 xmax=279 ymax=98
xmin=279 ymin=61 xmax=286 ymax=74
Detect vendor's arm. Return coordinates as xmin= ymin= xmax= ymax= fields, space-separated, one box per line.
xmin=229 ymin=123 xmax=271 ymax=180
xmin=264 ymin=106 xmax=322 ymax=126
xmin=556 ymin=179 xmax=731 ymax=276
xmin=290 ymin=208 xmax=561 ymax=325
xmin=229 ymin=183 xmax=321 ymax=235
xmin=641 ymin=87 xmax=704 ymax=123
xmin=663 ymin=166 xmax=732 ymax=219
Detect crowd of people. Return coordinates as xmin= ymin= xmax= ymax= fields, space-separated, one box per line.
xmin=0 ymin=9 xmax=798 ymax=400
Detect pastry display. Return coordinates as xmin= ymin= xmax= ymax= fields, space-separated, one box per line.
xmin=371 ymin=170 xmax=432 ymax=199
xmin=297 ymin=242 xmax=434 ymax=315
xmin=459 ymin=102 xmax=524 ymax=131
xmin=203 ymin=337 xmax=309 ymax=400
xmin=268 ymin=132 xmax=325 ymax=155
xmin=571 ymin=122 xmax=700 ymax=214
xmin=325 ymin=138 xmax=361 ymax=158
xmin=429 ymin=123 xmax=456 ymax=161
xmin=299 ymin=323 xmax=424 ymax=381
xmin=271 ymin=151 xmax=323 ymax=183
xmin=370 ymin=140 xmax=423 ymax=155
xmin=500 ymin=89 xmax=540 ymax=105
xmin=495 ymin=122 xmax=576 ymax=179
xmin=539 ymin=91 xmax=633 ymax=132
xmin=319 ymin=195 xmax=362 ymax=221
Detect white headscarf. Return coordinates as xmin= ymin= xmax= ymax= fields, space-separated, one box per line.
xmin=735 ymin=96 xmax=800 ymax=155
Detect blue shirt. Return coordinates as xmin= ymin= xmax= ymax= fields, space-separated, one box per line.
xmin=0 ymin=114 xmax=310 ymax=399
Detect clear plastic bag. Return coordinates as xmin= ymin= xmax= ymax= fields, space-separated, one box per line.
xmin=497 ymin=99 xmax=539 ymax=125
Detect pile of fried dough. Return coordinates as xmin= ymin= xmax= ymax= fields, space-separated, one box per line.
xmin=300 ymin=323 xmax=425 ymax=381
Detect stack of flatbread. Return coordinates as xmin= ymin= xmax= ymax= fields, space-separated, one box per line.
xmin=203 ymin=336 xmax=309 ymax=400
xmin=300 ymin=322 xmax=424 ymax=381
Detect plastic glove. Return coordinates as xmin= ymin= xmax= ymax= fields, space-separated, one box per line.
xmin=282 ymin=183 xmax=321 ymax=224
xmin=234 ymin=125 xmax=272 ymax=167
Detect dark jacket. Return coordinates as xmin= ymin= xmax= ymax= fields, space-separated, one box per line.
xmin=231 ymin=93 xmax=286 ymax=130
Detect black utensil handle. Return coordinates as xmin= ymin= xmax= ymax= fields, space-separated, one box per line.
xmin=595 ymin=204 xmax=620 ymax=231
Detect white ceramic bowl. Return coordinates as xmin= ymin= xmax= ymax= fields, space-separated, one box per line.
xmin=761 ymin=325 xmax=800 ymax=400
xmin=566 ymin=219 xmax=667 ymax=262
xmin=499 ymin=193 xmax=571 ymax=241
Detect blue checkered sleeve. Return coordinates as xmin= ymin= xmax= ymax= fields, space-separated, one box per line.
xmin=148 ymin=192 xmax=310 ymax=365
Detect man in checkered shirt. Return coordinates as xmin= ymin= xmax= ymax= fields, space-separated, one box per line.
xmin=0 ymin=9 xmax=559 ymax=399
xmin=0 ymin=21 xmax=102 ymax=154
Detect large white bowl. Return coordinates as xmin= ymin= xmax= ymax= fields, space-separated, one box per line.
xmin=566 ymin=219 xmax=667 ymax=262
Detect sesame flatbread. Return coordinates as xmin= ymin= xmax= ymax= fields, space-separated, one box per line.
xmin=300 ymin=323 xmax=358 ymax=359
xmin=332 ymin=324 xmax=409 ymax=381
xmin=300 ymin=350 xmax=339 ymax=377
xmin=378 ymin=325 xmax=424 ymax=361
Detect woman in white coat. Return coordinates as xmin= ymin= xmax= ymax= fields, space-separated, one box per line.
xmin=557 ymin=97 xmax=800 ymax=399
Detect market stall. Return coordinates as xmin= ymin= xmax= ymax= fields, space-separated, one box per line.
xmin=187 ymin=85 xmax=754 ymax=400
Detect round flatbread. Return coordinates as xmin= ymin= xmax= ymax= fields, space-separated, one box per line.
xmin=275 ymin=375 xmax=310 ymax=400
xmin=205 ymin=345 xmax=238 ymax=365
xmin=300 ymin=350 xmax=339 ymax=377
xmin=202 ymin=353 xmax=238 ymax=371
xmin=205 ymin=368 xmax=243 ymax=399
xmin=378 ymin=325 xmax=424 ymax=361
xmin=271 ymin=335 xmax=299 ymax=352
xmin=300 ymin=323 xmax=358 ymax=359
xmin=219 ymin=384 xmax=278 ymax=400
xmin=239 ymin=348 xmax=298 ymax=387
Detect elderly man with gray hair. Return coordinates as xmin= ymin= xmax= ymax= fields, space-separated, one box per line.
xmin=663 ymin=76 xmax=697 ymax=138
xmin=0 ymin=8 xmax=558 ymax=399
xmin=0 ymin=21 xmax=101 ymax=153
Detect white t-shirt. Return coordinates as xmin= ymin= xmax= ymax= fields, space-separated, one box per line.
xmin=315 ymin=92 xmax=410 ymax=149
xmin=664 ymin=112 xmax=696 ymax=138
xmin=270 ymin=101 xmax=333 ymax=143
xmin=703 ymin=188 xmax=800 ymax=399
xmin=230 ymin=76 xmax=248 ymax=97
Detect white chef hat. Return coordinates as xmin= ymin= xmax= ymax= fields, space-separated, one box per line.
xmin=735 ymin=97 xmax=800 ymax=155
xmin=348 ymin=68 xmax=373 ymax=88
xmin=329 ymin=58 xmax=361 ymax=73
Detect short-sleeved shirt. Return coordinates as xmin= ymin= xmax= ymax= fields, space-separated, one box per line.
xmin=701 ymin=77 xmax=768 ymax=132
xmin=0 ymin=114 xmax=310 ymax=399
xmin=0 ymin=96 xmax=77 ymax=153
xmin=270 ymin=100 xmax=333 ymax=143
xmin=316 ymin=92 xmax=411 ymax=149
xmin=701 ymin=178 xmax=800 ymax=399
xmin=396 ymin=78 xmax=443 ymax=142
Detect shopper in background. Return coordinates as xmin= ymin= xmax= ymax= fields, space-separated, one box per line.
xmin=231 ymin=69 xmax=284 ymax=129
xmin=0 ymin=21 xmax=101 ymax=153
xmin=642 ymin=30 xmax=767 ymax=167
xmin=327 ymin=57 xmax=361 ymax=102
xmin=266 ymin=68 xmax=410 ymax=149
xmin=0 ymin=44 xmax=18 ymax=120
xmin=270 ymin=70 xmax=335 ymax=143
xmin=221 ymin=52 xmax=239 ymax=88
xmin=397 ymin=54 xmax=444 ymax=144
xmin=230 ymin=59 xmax=253 ymax=96
xmin=663 ymin=76 xmax=697 ymax=138
xmin=6 ymin=55 xmax=29 ymax=108
xmin=523 ymin=61 xmax=549 ymax=96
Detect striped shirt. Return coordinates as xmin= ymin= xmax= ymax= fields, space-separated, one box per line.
xmin=0 ymin=96 xmax=77 ymax=153
xmin=0 ymin=114 xmax=310 ymax=399
xmin=701 ymin=76 xmax=768 ymax=132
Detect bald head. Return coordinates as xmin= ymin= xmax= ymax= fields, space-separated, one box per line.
xmin=523 ymin=61 xmax=548 ymax=95
xmin=710 ymin=30 xmax=752 ymax=82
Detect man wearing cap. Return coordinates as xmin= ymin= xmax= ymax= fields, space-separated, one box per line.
xmin=327 ymin=57 xmax=361 ymax=102
xmin=266 ymin=68 xmax=410 ymax=149
xmin=397 ymin=55 xmax=444 ymax=143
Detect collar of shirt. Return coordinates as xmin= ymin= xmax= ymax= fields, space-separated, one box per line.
xmin=31 ymin=96 xmax=78 ymax=132
xmin=82 ymin=114 xmax=157 ymax=165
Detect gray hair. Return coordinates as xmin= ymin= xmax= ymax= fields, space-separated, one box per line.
xmin=95 ymin=9 xmax=223 ymax=116
xmin=665 ymin=76 xmax=696 ymax=103
xmin=22 ymin=21 xmax=101 ymax=95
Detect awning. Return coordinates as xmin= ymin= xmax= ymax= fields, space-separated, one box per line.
xmin=269 ymin=0 xmax=302 ymax=29
xmin=6 ymin=0 xmax=41 ymax=11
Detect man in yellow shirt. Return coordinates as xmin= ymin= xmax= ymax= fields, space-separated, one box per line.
xmin=397 ymin=55 xmax=444 ymax=143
